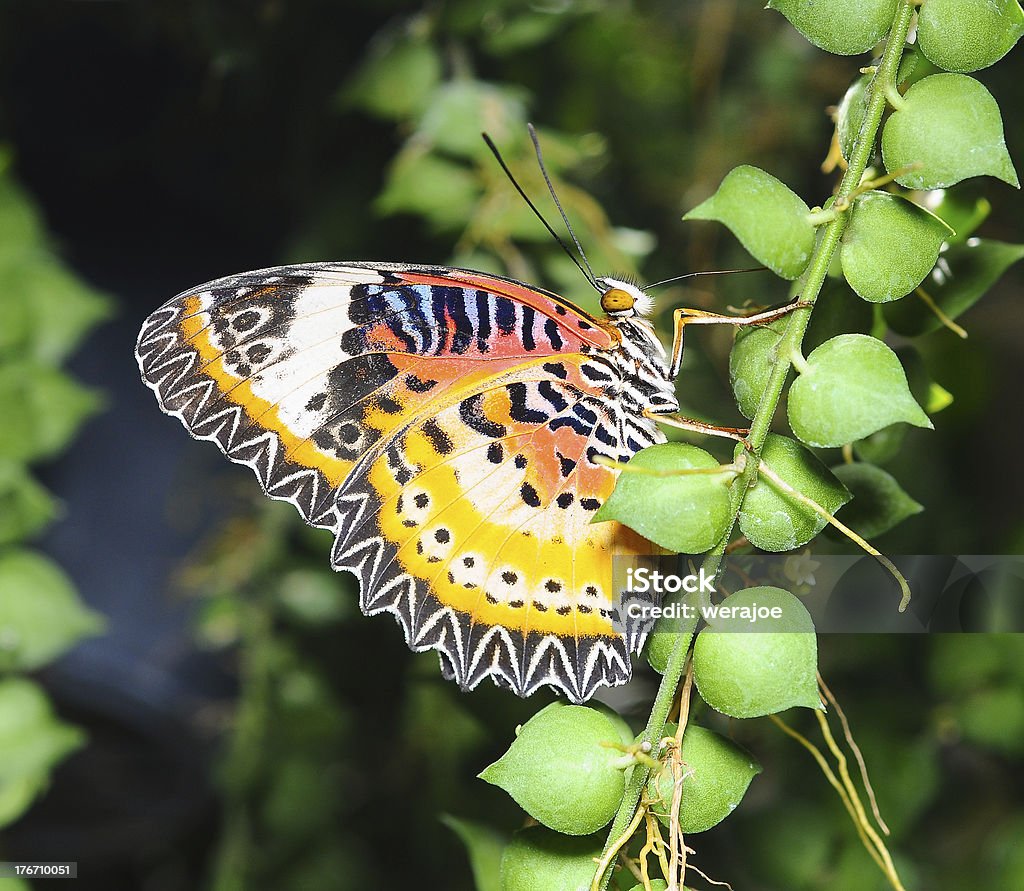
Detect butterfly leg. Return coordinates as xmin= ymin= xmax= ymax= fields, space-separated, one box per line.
xmin=668 ymin=300 xmax=810 ymax=378
xmin=647 ymin=412 xmax=749 ymax=442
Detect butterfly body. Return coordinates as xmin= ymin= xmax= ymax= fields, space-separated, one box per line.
xmin=137 ymin=262 xmax=675 ymax=701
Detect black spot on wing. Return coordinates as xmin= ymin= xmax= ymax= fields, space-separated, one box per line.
xmin=376 ymin=396 xmax=403 ymax=415
xmin=537 ymin=380 xmax=569 ymax=413
xmin=407 ymin=375 xmax=437 ymax=393
xmin=595 ymin=424 xmax=616 ymax=446
xmin=495 ymin=296 xmax=516 ymax=335
xmin=459 ymin=393 xmax=507 ymax=438
xmin=233 ymin=310 xmax=260 ymax=331
xmin=521 ymin=306 xmax=536 ymax=351
xmin=305 ymin=392 xmax=327 ymax=412
xmin=520 ymin=482 xmax=541 ymax=507
xmin=581 ymin=362 xmax=615 ymax=384
xmin=247 ymin=343 xmax=272 ymax=364
xmin=508 ymin=382 xmax=549 ymax=425
xmin=549 ymin=415 xmax=592 ymax=435
xmin=544 ymin=318 xmax=564 ymax=350
xmin=474 ymin=290 xmax=492 ymax=352
xmin=421 ymin=418 xmax=454 ymax=455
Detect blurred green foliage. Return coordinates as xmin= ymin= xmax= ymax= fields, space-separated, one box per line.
xmin=0 ymin=157 xmax=108 ymax=834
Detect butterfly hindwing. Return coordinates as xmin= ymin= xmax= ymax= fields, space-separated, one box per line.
xmin=136 ymin=262 xmax=663 ymax=701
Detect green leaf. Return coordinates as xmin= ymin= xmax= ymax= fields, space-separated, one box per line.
xmin=0 ymin=363 xmax=103 ymax=463
xmin=729 ymin=319 xmax=788 ymax=420
xmin=479 ymin=703 xmax=624 ymax=835
xmin=693 ymin=587 xmax=821 ymax=718
xmin=896 ymin=45 xmax=922 ymax=86
xmin=16 ymin=262 xmax=113 ymax=365
xmin=376 ymin=151 xmax=483 ymax=232
xmin=648 ymin=725 xmax=762 ymax=833
xmin=840 ymin=191 xmax=953 ymax=303
xmin=882 ymin=74 xmax=1019 ymax=189
xmin=0 ymin=174 xmax=45 ymax=253
xmin=342 ymin=34 xmax=442 ymax=120
xmin=416 ymin=80 xmax=528 ymax=160
xmin=883 ymin=238 xmax=1024 ymax=336
xmin=917 ymin=0 xmax=1024 ymax=72
xmin=0 ymin=176 xmax=112 ymax=363
xmin=0 ymin=257 xmax=112 ymax=364
xmin=836 ymin=74 xmax=869 ymax=162
xmin=787 ymin=334 xmax=932 ymax=448
xmin=0 ymin=460 xmax=59 ymax=544
xmin=500 ymin=826 xmax=603 ymax=891
xmin=738 ymin=434 xmax=851 ymax=552
xmin=928 ymin=189 xmax=991 ymax=245
xmin=0 ymin=273 xmax=32 ymax=357
xmin=593 ymin=444 xmax=733 ymax=554
xmin=442 ymin=815 xmax=505 ymax=891
xmin=684 ymin=166 xmax=815 ymax=279
xmin=0 ymin=772 xmax=48 ymax=831
xmin=624 ymin=883 xmax=668 ymax=891
xmin=0 ymin=679 xmax=85 ymax=827
xmin=0 ymin=549 xmax=105 ymax=671
xmin=830 ymin=462 xmax=923 ymax=538
xmin=766 ymin=0 xmax=898 ymax=54
xmin=897 ymin=345 xmax=952 ymax=414
xmin=853 ymin=425 xmax=907 ymax=464
xmin=482 ymin=10 xmax=569 ymax=55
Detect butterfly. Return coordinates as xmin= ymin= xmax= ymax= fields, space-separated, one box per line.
xmin=136 ymin=257 xmax=731 ymax=702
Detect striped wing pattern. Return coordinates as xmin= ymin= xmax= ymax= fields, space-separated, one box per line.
xmin=136 ymin=262 xmax=662 ymax=701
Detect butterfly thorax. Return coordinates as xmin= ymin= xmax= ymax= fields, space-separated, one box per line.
xmin=603 ymin=317 xmax=678 ymax=417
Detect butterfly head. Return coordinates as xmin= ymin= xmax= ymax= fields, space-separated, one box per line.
xmin=597 ymin=278 xmax=654 ymax=318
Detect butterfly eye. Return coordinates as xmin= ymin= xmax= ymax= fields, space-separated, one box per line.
xmin=600 ymin=288 xmax=635 ymax=314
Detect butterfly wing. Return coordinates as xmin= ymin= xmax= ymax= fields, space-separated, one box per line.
xmin=136 ymin=262 xmax=663 ymax=701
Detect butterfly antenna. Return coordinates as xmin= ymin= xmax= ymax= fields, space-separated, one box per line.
xmin=643 ymin=266 xmax=768 ymax=290
xmin=481 ymin=131 xmax=602 ymax=293
xmin=527 ymin=123 xmax=601 ymax=291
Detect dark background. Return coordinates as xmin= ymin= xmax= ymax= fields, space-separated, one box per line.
xmin=0 ymin=2 xmax=1022 ymax=890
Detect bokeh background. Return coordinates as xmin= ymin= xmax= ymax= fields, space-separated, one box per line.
xmin=0 ymin=2 xmax=1022 ymax=889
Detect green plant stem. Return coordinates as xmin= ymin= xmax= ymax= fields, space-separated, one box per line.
xmin=595 ymin=5 xmax=915 ymax=886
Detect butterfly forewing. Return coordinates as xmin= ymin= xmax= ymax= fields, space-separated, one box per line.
xmin=136 ymin=262 xmax=663 ymax=701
